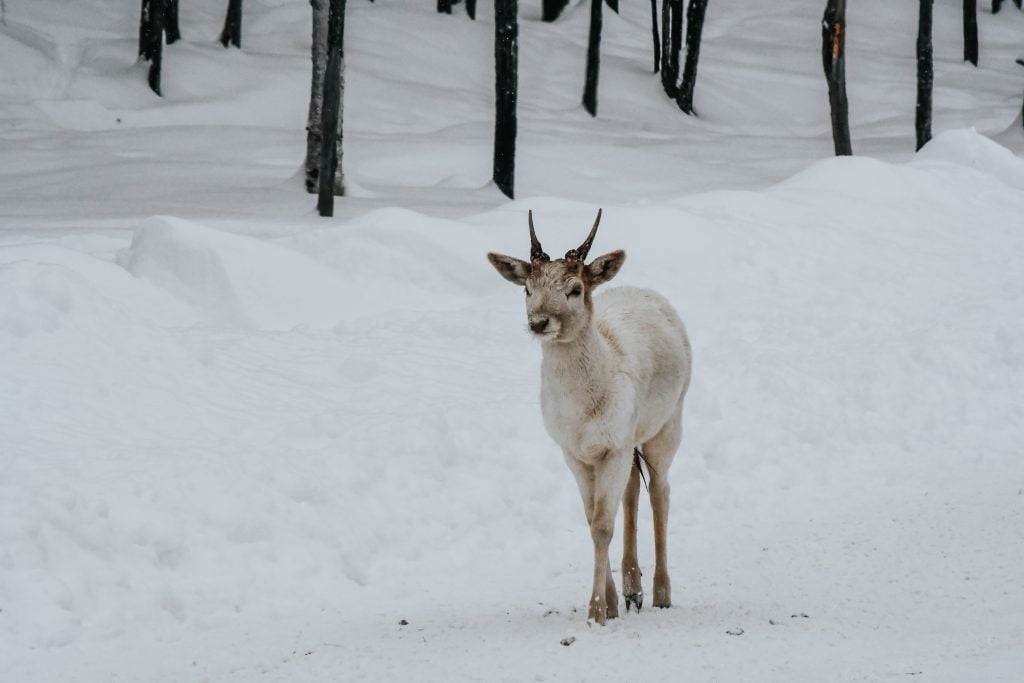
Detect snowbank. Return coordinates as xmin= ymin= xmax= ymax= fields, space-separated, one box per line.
xmin=119 ymin=215 xmax=358 ymax=329
xmin=4 ymin=133 xmax=1024 ymax=680
xmin=1 ymin=0 xmax=1023 ymax=680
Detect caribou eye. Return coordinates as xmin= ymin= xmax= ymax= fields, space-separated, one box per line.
xmin=567 ymin=286 xmax=582 ymax=298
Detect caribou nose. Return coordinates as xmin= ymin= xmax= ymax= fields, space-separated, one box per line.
xmin=530 ymin=318 xmax=549 ymax=334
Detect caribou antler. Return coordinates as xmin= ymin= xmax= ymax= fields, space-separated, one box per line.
xmin=564 ymin=209 xmax=602 ymax=262
xmin=529 ymin=210 xmax=550 ymax=263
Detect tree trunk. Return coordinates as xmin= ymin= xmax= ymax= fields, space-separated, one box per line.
xmin=963 ymin=0 xmax=978 ymax=65
xmin=220 ymin=0 xmax=243 ymax=49
xmin=916 ymin=0 xmax=933 ymax=151
xmin=660 ymin=0 xmax=675 ymax=96
xmin=676 ymin=0 xmax=708 ymax=115
xmin=164 ymin=0 xmax=181 ymax=44
xmin=317 ymin=0 xmax=347 ymax=216
xmin=542 ymin=0 xmax=568 ymax=22
xmin=466 ymin=0 xmax=477 ymax=19
xmin=582 ymin=0 xmax=603 ymax=116
xmin=493 ymin=0 xmax=518 ymax=199
xmin=438 ymin=0 xmax=452 ymax=13
xmin=821 ymin=0 xmax=851 ymax=155
xmin=992 ymin=0 xmax=1002 ymax=11
xmin=650 ymin=0 xmax=661 ymax=73
xmin=305 ymin=0 xmax=343 ymax=196
xmin=139 ymin=0 xmax=165 ymax=96
xmin=605 ymin=0 xmax=619 ymax=13
xmin=669 ymin=0 xmax=683 ymax=81
xmin=1011 ymin=60 xmax=1019 ymax=133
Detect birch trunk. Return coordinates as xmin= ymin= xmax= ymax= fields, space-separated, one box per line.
xmin=305 ymin=0 xmax=344 ymax=196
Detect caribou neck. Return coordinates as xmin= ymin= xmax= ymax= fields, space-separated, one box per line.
xmin=541 ymin=319 xmax=616 ymax=408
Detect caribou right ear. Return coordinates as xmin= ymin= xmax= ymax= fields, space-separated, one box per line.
xmin=487 ymin=253 xmax=532 ymax=285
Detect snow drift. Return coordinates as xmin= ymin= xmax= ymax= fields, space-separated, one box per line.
xmin=2 ymin=0 xmax=1023 ymax=681
xmin=4 ymin=132 xmax=1024 ymax=681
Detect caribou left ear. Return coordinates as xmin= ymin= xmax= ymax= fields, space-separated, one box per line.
xmin=586 ymin=250 xmax=626 ymax=287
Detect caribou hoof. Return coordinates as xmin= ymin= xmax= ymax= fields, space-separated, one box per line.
xmin=625 ymin=592 xmax=643 ymax=613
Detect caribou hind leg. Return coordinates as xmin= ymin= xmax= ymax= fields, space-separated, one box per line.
xmin=645 ymin=409 xmax=683 ymax=608
xmin=621 ymin=459 xmax=643 ymax=612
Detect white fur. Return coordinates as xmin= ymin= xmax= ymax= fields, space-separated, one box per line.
xmin=488 ymin=241 xmax=692 ymax=623
xmin=539 ymin=285 xmax=691 ymax=622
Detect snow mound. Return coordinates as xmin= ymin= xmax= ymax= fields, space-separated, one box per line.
xmin=119 ymin=216 xmax=365 ymax=330
xmin=914 ymin=128 xmax=1024 ymax=191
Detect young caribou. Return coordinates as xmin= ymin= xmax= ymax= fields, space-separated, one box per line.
xmin=487 ymin=210 xmax=692 ymax=624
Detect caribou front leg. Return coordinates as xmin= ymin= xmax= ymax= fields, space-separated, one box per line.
xmin=586 ymin=450 xmax=633 ymax=625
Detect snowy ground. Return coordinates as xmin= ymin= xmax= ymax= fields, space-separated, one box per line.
xmin=2 ymin=1 xmax=1024 ymax=681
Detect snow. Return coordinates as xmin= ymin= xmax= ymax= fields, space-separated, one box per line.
xmin=2 ymin=0 xmax=1024 ymax=681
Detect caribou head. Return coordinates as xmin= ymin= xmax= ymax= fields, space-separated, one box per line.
xmin=487 ymin=210 xmax=626 ymax=343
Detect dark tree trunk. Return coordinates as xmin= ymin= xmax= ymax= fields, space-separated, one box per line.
xmin=139 ymin=0 xmax=165 ymax=96
xmin=992 ymin=0 xmax=1001 ymax=11
xmin=963 ymin=0 xmax=978 ymax=65
xmin=1019 ymin=59 xmax=1024 ymax=131
xmin=164 ymin=0 xmax=181 ymax=44
xmin=582 ymin=0 xmax=603 ymax=116
xmin=676 ymin=0 xmax=708 ymax=115
xmin=438 ymin=0 xmax=452 ymax=13
xmin=650 ymin=0 xmax=661 ymax=73
xmin=605 ymin=0 xmax=619 ymax=13
xmin=660 ymin=0 xmax=676 ymax=96
xmin=306 ymin=0 xmax=331 ymax=193
xmin=821 ymin=0 xmax=851 ymax=155
xmin=493 ymin=0 xmax=518 ymax=199
xmin=466 ymin=0 xmax=477 ymax=19
xmin=220 ymin=0 xmax=243 ymax=48
xmin=542 ymin=0 xmax=568 ymax=22
xmin=669 ymin=0 xmax=683 ymax=80
xmin=317 ymin=0 xmax=347 ymax=216
xmin=916 ymin=0 xmax=933 ymax=151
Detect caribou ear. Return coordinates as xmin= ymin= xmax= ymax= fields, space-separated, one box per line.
xmin=487 ymin=253 xmax=532 ymax=285
xmin=585 ymin=250 xmax=625 ymax=287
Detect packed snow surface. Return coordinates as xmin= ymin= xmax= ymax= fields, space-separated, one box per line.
xmin=2 ymin=0 xmax=1023 ymax=681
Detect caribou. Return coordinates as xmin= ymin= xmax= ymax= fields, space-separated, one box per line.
xmin=487 ymin=210 xmax=692 ymax=624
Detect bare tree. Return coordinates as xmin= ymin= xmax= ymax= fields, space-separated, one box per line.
xmin=466 ymin=0 xmax=477 ymax=19
xmin=437 ymin=0 xmax=453 ymax=13
xmin=305 ymin=0 xmax=344 ymax=197
xmin=822 ymin=0 xmax=851 ymax=155
xmin=992 ymin=0 xmax=1023 ymax=13
xmin=493 ymin=0 xmax=518 ymax=198
xmin=1018 ymin=59 xmax=1024 ymax=131
xmin=964 ymin=0 xmax=978 ymax=66
xmin=660 ymin=0 xmax=677 ymax=97
xmin=317 ymin=0 xmax=347 ymax=216
xmin=676 ymin=0 xmax=709 ymax=115
xmin=139 ymin=0 xmax=166 ymax=96
xmin=582 ymin=0 xmax=603 ymax=116
xmin=164 ymin=0 xmax=181 ymax=44
xmin=542 ymin=0 xmax=568 ymax=22
xmin=650 ymin=0 xmax=661 ymax=73
xmin=669 ymin=0 xmax=683 ymax=88
xmin=220 ymin=0 xmax=243 ymax=49
xmin=916 ymin=0 xmax=933 ymax=151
